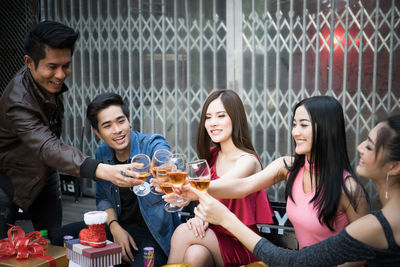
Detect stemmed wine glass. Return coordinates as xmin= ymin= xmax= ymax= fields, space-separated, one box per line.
xmin=157 ymin=167 xmax=182 ymax=212
xmin=164 ymin=153 xmax=189 ymax=212
xmin=188 ymin=159 xmax=211 ymax=191
xmin=150 ymin=149 xmax=172 ymax=195
xmin=131 ymin=154 xmax=151 ymax=196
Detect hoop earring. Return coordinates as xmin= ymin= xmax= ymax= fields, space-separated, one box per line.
xmin=385 ymin=173 xmax=390 ymax=200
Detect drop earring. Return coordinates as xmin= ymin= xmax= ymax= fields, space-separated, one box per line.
xmin=385 ymin=173 xmax=390 ymax=200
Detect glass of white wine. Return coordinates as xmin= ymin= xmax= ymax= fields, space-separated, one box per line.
xmin=131 ymin=154 xmax=151 ymax=196
xmin=188 ymin=159 xmax=211 ymax=191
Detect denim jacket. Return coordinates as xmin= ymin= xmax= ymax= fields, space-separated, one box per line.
xmin=95 ymin=130 xmax=181 ymax=255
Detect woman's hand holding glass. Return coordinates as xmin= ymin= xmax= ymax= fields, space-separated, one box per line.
xmin=130 ymin=154 xmax=151 ymax=196
xmin=162 ymin=158 xmax=210 ymax=204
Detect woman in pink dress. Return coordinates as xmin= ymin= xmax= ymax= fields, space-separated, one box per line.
xmin=167 ymin=89 xmax=274 ymax=267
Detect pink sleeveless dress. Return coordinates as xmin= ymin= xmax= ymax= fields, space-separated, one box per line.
xmin=208 ymin=147 xmax=274 ymax=267
xmin=286 ymin=165 xmax=350 ymax=249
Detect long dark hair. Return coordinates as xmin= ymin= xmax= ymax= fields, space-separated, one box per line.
xmin=196 ymin=89 xmax=260 ymax=163
xmin=285 ymin=96 xmax=367 ymax=231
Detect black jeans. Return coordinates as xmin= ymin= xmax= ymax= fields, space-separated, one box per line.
xmin=0 ymin=169 xmax=62 ymax=242
xmin=54 ymin=221 xmax=168 ymax=267
xmin=113 ymin=223 xmax=168 ymax=267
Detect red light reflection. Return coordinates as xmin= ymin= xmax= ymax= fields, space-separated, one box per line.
xmin=321 ymin=26 xmax=360 ymax=49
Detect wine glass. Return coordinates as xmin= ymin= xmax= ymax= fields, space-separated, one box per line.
xmin=164 ymin=153 xmax=189 ymax=212
xmin=157 ymin=166 xmax=182 ymax=212
xmin=131 ymin=154 xmax=151 ymax=196
xmin=150 ymin=149 xmax=172 ymax=195
xmin=188 ymin=159 xmax=211 ymax=191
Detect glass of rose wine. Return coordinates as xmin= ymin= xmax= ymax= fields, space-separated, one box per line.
xmin=150 ymin=149 xmax=172 ymax=195
xmin=164 ymin=153 xmax=189 ymax=212
xmin=188 ymin=159 xmax=211 ymax=191
xmin=157 ymin=165 xmax=181 ymax=212
xmin=131 ymin=154 xmax=151 ymax=196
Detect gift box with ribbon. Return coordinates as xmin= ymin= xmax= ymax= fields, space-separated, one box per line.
xmin=0 ymin=226 xmax=68 ymax=267
xmin=65 ymin=239 xmax=121 ymax=267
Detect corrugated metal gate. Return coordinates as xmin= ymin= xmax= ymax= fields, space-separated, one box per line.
xmin=0 ymin=0 xmax=39 ymax=93
xmin=40 ymin=0 xmax=399 ymax=205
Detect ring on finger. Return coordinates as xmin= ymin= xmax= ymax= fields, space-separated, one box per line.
xmin=120 ymin=169 xmax=126 ymax=176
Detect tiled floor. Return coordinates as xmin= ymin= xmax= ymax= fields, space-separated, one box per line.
xmin=15 ymin=194 xmax=96 ymax=233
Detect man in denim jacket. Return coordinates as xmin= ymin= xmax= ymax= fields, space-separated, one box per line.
xmin=87 ymin=93 xmax=181 ymax=266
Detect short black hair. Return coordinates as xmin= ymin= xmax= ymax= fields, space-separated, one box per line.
xmin=86 ymin=93 xmax=130 ymax=131
xmin=24 ymin=20 xmax=79 ymax=68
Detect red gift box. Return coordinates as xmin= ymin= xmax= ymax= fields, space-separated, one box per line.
xmin=0 ymin=226 xmax=67 ymax=266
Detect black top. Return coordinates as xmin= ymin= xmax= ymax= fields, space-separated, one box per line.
xmin=254 ymin=210 xmax=400 ymax=266
xmin=116 ymin=159 xmax=146 ymax=226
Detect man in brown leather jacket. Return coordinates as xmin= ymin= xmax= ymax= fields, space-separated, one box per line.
xmin=0 ymin=21 xmax=141 ymax=242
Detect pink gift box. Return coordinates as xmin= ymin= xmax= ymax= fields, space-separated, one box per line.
xmin=65 ymin=239 xmax=121 ymax=267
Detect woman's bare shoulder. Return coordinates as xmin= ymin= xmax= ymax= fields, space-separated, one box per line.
xmin=235 ymin=153 xmax=262 ymax=171
xmin=346 ymin=213 xmax=388 ymax=249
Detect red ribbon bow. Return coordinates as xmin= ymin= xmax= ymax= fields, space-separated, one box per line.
xmin=0 ymin=225 xmax=48 ymax=259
